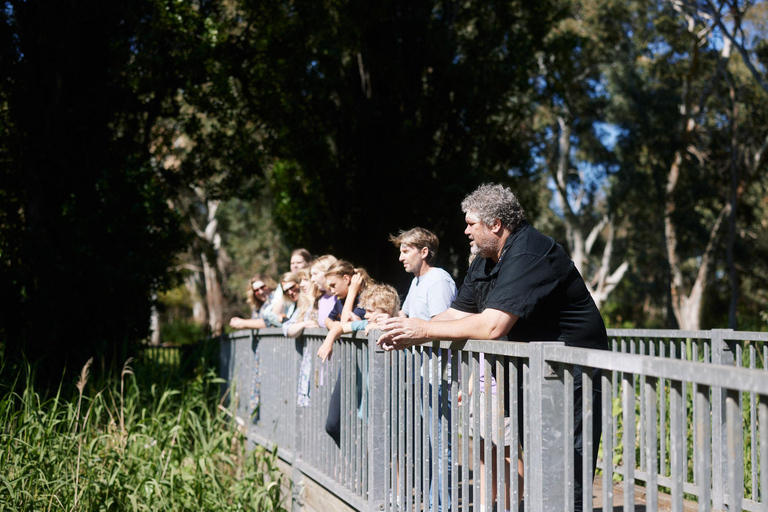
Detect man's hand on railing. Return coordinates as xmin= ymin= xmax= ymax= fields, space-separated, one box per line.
xmin=377 ymin=317 xmax=429 ymax=351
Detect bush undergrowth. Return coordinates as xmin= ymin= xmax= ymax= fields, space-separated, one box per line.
xmin=0 ymin=349 xmax=286 ymax=511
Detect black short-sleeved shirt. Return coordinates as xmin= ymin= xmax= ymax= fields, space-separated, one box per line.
xmin=451 ymin=221 xmax=608 ymax=350
xmin=327 ymin=294 xmax=366 ymax=322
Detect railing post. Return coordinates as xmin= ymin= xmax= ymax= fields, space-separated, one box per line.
xmin=711 ymin=328 xmax=734 ymax=511
xmin=367 ymin=331 xmax=387 ymax=512
xmin=528 ymin=342 xmax=567 ymax=512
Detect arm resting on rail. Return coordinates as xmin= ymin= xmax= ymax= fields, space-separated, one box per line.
xmin=377 ymin=307 xmax=518 ymax=351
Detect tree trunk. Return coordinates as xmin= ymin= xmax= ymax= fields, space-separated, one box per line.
xmin=202 ymin=249 xmax=224 ymax=336
xmin=185 ymin=272 xmax=208 ymax=326
xmin=664 ymin=31 xmax=731 ymax=330
xmin=200 ymin=199 xmax=227 ymax=336
xmin=551 ymin=115 xmax=628 ymax=310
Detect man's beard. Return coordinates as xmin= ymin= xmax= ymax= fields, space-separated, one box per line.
xmin=470 ymin=238 xmax=495 ymax=258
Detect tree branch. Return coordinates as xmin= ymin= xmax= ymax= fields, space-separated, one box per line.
xmin=702 ymin=0 xmax=768 ymax=95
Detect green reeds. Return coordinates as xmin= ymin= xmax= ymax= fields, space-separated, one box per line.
xmin=0 ymin=357 xmax=286 ymax=511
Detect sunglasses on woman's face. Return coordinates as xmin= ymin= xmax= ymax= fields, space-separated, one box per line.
xmin=283 ymin=283 xmax=299 ymax=294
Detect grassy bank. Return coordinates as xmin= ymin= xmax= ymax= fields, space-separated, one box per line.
xmin=0 ymin=349 xmax=286 ymax=511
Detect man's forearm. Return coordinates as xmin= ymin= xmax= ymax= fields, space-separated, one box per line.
xmin=421 ymin=308 xmax=518 ymax=342
xmin=430 ymin=307 xmax=472 ymax=323
xmin=425 ymin=314 xmax=499 ymax=341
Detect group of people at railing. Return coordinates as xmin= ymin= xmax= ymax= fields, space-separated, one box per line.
xmin=229 ymin=183 xmax=610 ymax=512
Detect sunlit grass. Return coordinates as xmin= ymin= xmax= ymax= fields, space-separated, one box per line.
xmin=0 ymin=353 xmax=286 ymax=511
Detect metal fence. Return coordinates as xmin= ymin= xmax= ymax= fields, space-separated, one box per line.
xmin=219 ymin=328 xmax=768 ymax=512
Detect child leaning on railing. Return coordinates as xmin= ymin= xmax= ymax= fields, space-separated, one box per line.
xmin=319 ymin=280 xmax=400 ymax=445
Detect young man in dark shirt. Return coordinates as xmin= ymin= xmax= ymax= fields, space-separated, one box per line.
xmin=379 ymin=183 xmax=607 ymax=512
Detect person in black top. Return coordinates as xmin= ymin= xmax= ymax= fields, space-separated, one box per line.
xmin=379 ymin=183 xmax=607 ymax=512
xmin=321 ymin=260 xmax=371 ymax=446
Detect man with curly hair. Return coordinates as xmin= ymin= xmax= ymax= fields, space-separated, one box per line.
xmin=380 ymin=183 xmax=607 ymax=512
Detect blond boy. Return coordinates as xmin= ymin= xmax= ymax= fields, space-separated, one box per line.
xmin=317 ymin=284 xmax=400 ymax=362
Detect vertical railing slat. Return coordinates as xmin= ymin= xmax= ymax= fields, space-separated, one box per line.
xmin=406 ymin=346 xmax=413 ymax=512
xmin=695 ymin=383 xmax=711 ymax=512
xmin=344 ymin=340 xmax=351 ymax=488
xmin=692 ymin=339 xmax=699 ymax=490
xmin=727 ymin=388 xmax=744 ymax=512
xmin=398 ymin=349 xmax=406 ymax=510
xmin=472 ymin=352 xmax=481 ymax=511
xmin=671 ymin=379 xmax=684 ymax=512
xmin=583 ymin=366 xmax=594 ymax=512
xmin=496 ymin=355 xmax=507 ymax=512
xmin=423 ymin=348 xmax=431 ymax=510
xmin=431 ymin=345 xmax=440 ymax=512
xmin=645 ymin=376 xmax=658 ymax=511
xmin=683 ymin=340 xmax=690 ymax=490
xmin=367 ymin=334 xmax=386 ymax=512
xmin=441 ymin=347 xmax=449 ymax=512
xmin=415 ymin=347 xmax=423 ymax=511
xmin=564 ymin=364 xmax=574 ymax=511
xmin=639 ymin=338 xmax=647 ymax=475
xmin=759 ymin=394 xmax=767 ymax=512
xmin=483 ymin=353 xmax=493 ymax=510
xmin=623 ymin=372 xmax=635 ymax=511
xmin=751 ymin=343 xmax=758 ymax=502
xmin=510 ymin=358 xmax=520 ymax=511
xmin=461 ymin=350 xmax=470 ymax=512
xmin=385 ymin=352 xmax=398 ymax=509
xmin=451 ymin=349 xmax=459 ymax=512
xmin=602 ymin=370 xmax=613 ymax=511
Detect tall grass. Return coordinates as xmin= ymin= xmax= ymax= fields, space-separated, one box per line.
xmin=0 ymin=351 xmax=286 ymax=511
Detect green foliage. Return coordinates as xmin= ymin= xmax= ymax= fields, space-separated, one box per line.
xmin=0 ymin=358 xmax=286 ymax=511
xmin=217 ymin=186 xmax=289 ymax=315
xmin=159 ymin=321 xmax=208 ymax=347
xmin=225 ymin=0 xmax=558 ymax=284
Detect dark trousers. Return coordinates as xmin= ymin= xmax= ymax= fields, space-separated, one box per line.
xmin=325 ymin=371 xmax=341 ymax=446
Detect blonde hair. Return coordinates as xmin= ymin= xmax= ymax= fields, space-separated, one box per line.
xmin=326 ymin=260 xmax=373 ymax=292
xmin=295 ymin=268 xmax=310 ymax=281
xmin=359 ymin=284 xmax=400 ymax=317
xmin=280 ymin=271 xmax=299 ymax=285
xmin=311 ymin=254 xmax=337 ymax=274
xmin=246 ymin=273 xmax=277 ymax=310
xmin=294 ymin=268 xmax=317 ymax=321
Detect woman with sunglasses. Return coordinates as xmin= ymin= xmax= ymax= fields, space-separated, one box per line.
xmin=265 ymin=272 xmax=301 ymax=326
xmin=229 ymin=273 xmax=281 ymax=330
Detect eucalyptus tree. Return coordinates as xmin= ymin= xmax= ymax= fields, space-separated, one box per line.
xmin=531 ymin=0 xmax=634 ymax=309
xmin=602 ymin=0 xmax=768 ymax=329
